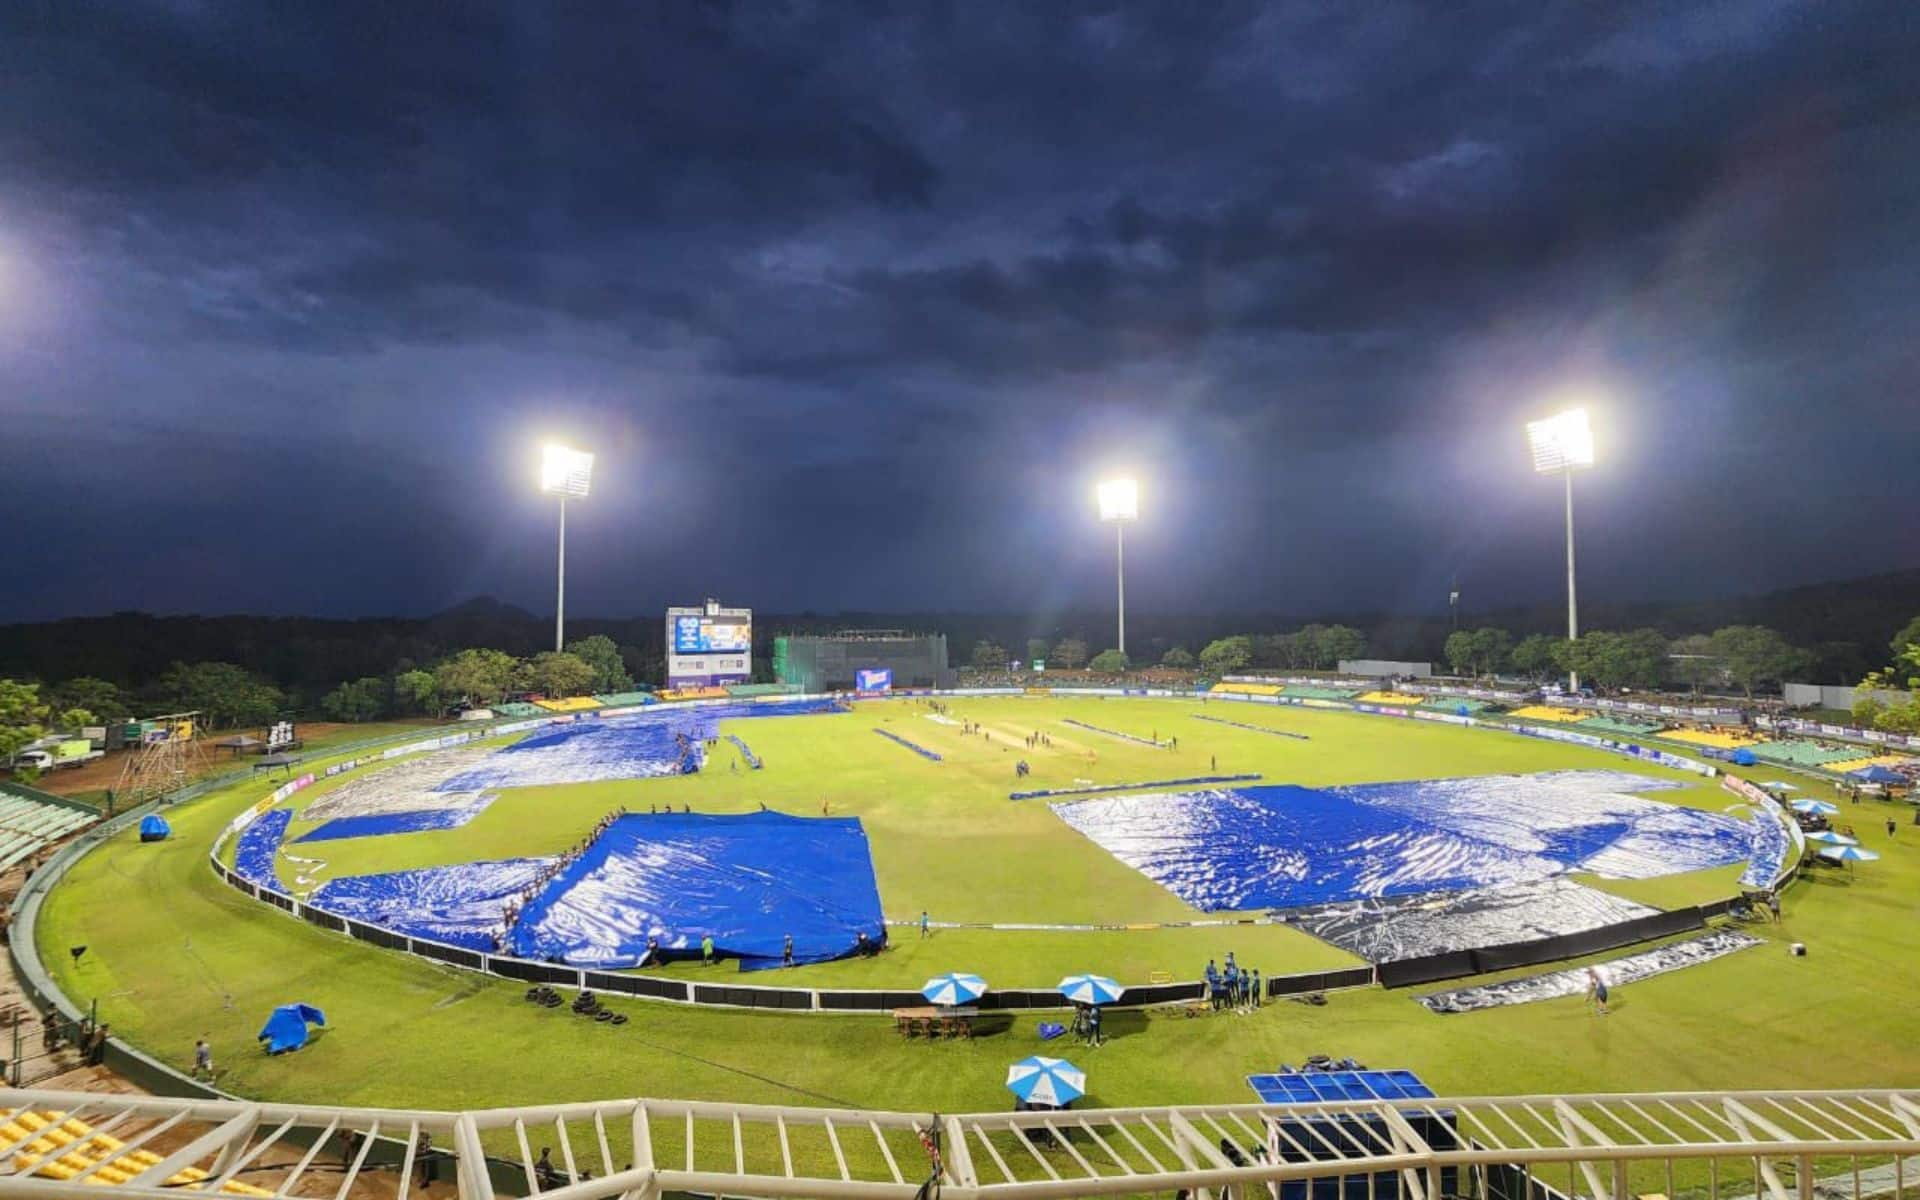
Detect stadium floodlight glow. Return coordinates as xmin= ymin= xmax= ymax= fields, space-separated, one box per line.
xmin=540 ymin=443 xmax=594 ymax=498
xmin=1526 ymin=407 xmax=1595 ymax=474
xmin=1096 ymin=477 xmax=1139 ymax=523
xmin=539 ymin=443 xmax=595 ymax=653
xmin=1097 ymin=478 xmax=1139 ymax=657
xmin=1525 ymin=409 xmax=1595 ymax=691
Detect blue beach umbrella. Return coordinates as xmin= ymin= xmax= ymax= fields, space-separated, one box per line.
xmin=1006 ymin=1056 xmax=1086 ymax=1106
xmin=1058 ymin=974 xmax=1124 ymax=1005
xmin=1790 ymin=798 xmax=1841 ymax=816
xmin=1804 ymin=830 xmax=1857 ymax=846
xmin=922 ymin=973 xmax=988 ymax=1006
xmin=1761 ymin=781 xmax=1801 ymax=792
xmin=1818 ymin=845 xmax=1881 ymax=864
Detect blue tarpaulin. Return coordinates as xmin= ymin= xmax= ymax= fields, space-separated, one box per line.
xmin=1052 ymin=770 xmax=1751 ymax=912
xmin=1851 ymin=765 xmax=1907 ymax=785
xmin=234 ymin=810 xmax=291 ymax=895
xmin=257 ymin=1003 xmax=325 ymax=1054
xmin=138 ymin=814 xmax=171 ymax=842
xmin=436 ymin=700 xmax=841 ymax=792
xmin=295 ymin=795 xmax=496 ymax=843
xmin=310 ymin=857 xmax=556 ymax=950
xmin=507 ymin=811 xmax=885 ymax=970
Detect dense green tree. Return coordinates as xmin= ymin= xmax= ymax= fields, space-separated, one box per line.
xmin=969 ymin=640 xmax=1008 ymax=671
xmin=1050 ymin=638 xmax=1088 ymax=670
xmin=153 ymin=662 xmax=284 ymax=728
xmin=1667 ymin=634 xmax=1722 ymax=694
xmin=1161 ymin=646 xmax=1195 ymax=668
xmin=48 ymin=677 xmax=124 ymax=723
xmin=1510 ymin=634 xmax=1563 ymax=680
xmin=565 ymin=635 xmax=634 ymax=693
xmin=0 ymin=679 xmax=50 ymax=764
xmin=1318 ymin=625 xmax=1369 ymax=668
xmin=526 ymin=651 xmax=596 ymax=697
xmin=1444 ymin=630 xmax=1475 ymax=676
xmin=1707 ymin=625 xmax=1807 ymax=697
xmin=432 ymin=648 xmax=520 ymax=708
xmin=321 ymin=677 xmax=389 ymax=722
xmin=1891 ymin=615 xmax=1920 ymax=666
xmin=1198 ymin=636 xmax=1252 ymax=677
xmin=392 ymin=669 xmax=440 ymax=715
xmin=1088 ymin=648 xmax=1130 ymax=673
xmin=1468 ymin=628 xmax=1512 ymax=676
xmin=1025 ymin=638 xmax=1050 ymax=665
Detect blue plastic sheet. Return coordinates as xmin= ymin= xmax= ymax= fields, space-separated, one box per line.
xmin=139 ymin=814 xmax=170 ymax=841
xmin=295 ymin=795 xmax=496 ymax=844
xmin=1052 ymin=770 xmax=1751 ymax=912
xmin=873 ymin=728 xmax=942 ymax=761
xmin=310 ymin=857 xmax=556 ymax=951
xmin=258 ymin=1002 xmax=325 ymax=1054
xmin=1248 ymin=1069 xmax=1434 ymax=1105
xmin=1738 ymin=805 xmax=1790 ymax=889
xmin=437 ymin=700 xmax=840 ymax=792
xmin=234 ymin=809 xmax=291 ymax=895
xmin=507 ymin=811 xmax=885 ymax=970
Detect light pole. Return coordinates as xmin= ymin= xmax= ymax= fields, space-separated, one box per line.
xmin=539 ymin=443 xmax=594 ymax=653
xmin=1525 ymin=408 xmax=1595 ymax=691
xmin=1096 ymin=478 xmax=1139 ymax=659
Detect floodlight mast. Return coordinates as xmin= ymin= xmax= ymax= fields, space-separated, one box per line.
xmin=1525 ymin=409 xmax=1594 ymax=692
xmin=1096 ymin=479 xmax=1139 ymax=658
xmin=539 ymin=444 xmax=595 ymax=653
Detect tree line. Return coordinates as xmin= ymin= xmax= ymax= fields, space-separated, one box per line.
xmin=0 ymin=636 xmax=644 ymax=767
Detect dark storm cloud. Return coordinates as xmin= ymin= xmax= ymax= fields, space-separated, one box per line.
xmin=0 ymin=2 xmax=1915 ymax=622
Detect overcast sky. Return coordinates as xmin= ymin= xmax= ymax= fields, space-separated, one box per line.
xmin=1 ymin=2 xmax=1915 ymax=623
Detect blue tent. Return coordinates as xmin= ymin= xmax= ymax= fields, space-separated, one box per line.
xmin=138 ymin=814 xmax=171 ymax=843
xmin=258 ymin=1003 xmax=326 ymax=1054
xmin=1730 ymin=748 xmax=1757 ymax=767
xmin=1851 ymin=765 xmax=1907 ymax=786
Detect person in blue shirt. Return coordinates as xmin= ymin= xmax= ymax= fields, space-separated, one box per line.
xmin=1204 ymin=959 xmax=1220 ymax=1009
xmin=1223 ymin=961 xmax=1240 ymax=1011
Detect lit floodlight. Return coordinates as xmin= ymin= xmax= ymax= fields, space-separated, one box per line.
xmin=1526 ymin=408 xmax=1595 ymax=474
xmin=1096 ymin=478 xmax=1139 ymax=522
xmin=540 ymin=443 xmax=595 ymax=498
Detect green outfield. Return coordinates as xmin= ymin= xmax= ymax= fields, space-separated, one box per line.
xmin=34 ymin=697 xmax=1920 ymax=1124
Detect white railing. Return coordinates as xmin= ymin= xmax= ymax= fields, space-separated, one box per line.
xmin=0 ymin=1087 xmax=1915 ymax=1200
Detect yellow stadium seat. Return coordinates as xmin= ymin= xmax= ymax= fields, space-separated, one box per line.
xmin=18 ymin=1112 xmax=52 ymax=1131
xmin=1509 ymin=705 xmax=1590 ymax=723
xmin=33 ymin=1162 xmax=77 ymax=1180
xmin=95 ymin=1165 xmax=133 ymax=1184
xmin=221 ymin=1182 xmax=277 ymax=1197
xmin=129 ymin=1149 xmax=163 ymax=1166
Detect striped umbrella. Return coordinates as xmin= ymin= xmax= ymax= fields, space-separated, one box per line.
xmin=1804 ymin=830 xmax=1857 ymax=846
xmin=1006 ymin=1056 xmax=1086 ymax=1106
xmin=1058 ymin=974 xmax=1124 ymax=1005
xmin=922 ymin=972 xmax=987 ymax=1006
xmin=1818 ymin=845 xmax=1881 ymax=864
xmin=1790 ymin=798 xmax=1841 ymax=816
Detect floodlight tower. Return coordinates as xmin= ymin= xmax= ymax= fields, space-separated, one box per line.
xmin=1525 ymin=409 xmax=1595 ymax=691
xmin=1096 ymin=478 xmax=1139 ymax=658
xmin=539 ymin=443 xmax=595 ymax=652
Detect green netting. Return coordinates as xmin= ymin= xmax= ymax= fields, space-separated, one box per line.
xmin=593 ymin=691 xmax=655 ymax=707
xmin=1751 ymin=739 xmax=1863 ymax=766
xmin=725 ymin=683 xmax=800 ymax=696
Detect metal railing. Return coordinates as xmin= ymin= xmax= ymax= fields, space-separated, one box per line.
xmin=0 ymin=1087 xmax=1913 ymax=1200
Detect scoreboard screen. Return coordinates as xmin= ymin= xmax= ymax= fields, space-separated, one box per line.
xmin=672 ymin=614 xmax=752 ymax=654
xmin=666 ymin=602 xmax=754 ymax=687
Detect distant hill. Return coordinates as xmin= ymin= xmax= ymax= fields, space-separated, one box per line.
xmin=0 ymin=571 xmax=1913 ymax=699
